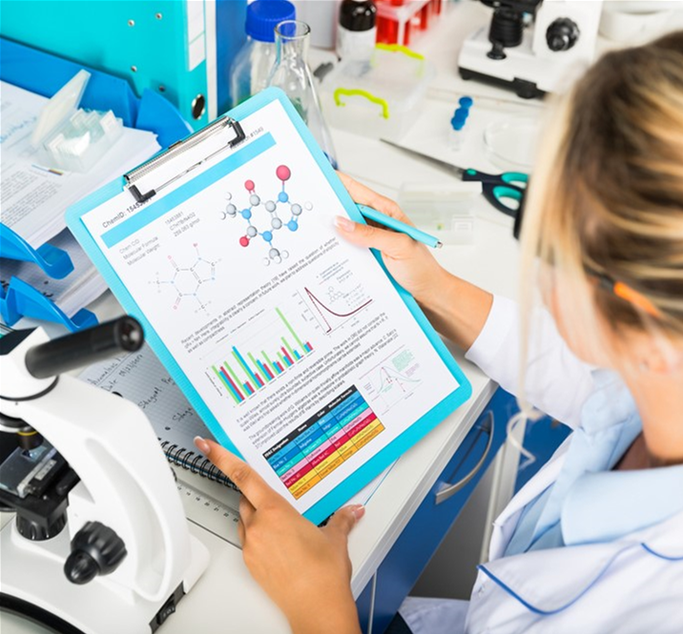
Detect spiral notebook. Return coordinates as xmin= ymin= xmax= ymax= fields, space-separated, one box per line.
xmin=78 ymin=344 xmax=237 ymax=490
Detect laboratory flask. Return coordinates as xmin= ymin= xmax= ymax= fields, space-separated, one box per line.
xmin=268 ymin=20 xmax=338 ymax=167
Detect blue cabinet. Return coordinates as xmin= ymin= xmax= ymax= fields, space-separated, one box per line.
xmin=357 ymin=576 xmax=375 ymax=634
xmin=356 ymin=388 xmax=515 ymax=634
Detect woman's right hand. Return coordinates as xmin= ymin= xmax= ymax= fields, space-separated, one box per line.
xmin=335 ymin=172 xmax=448 ymax=309
xmin=336 ymin=173 xmax=493 ymax=351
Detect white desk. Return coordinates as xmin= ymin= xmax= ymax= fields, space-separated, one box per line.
xmin=0 ymin=4 xmax=527 ymax=633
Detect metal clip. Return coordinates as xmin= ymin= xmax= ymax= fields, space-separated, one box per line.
xmin=124 ymin=116 xmax=246 ymax=203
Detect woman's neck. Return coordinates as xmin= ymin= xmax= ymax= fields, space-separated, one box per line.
xmin=622 ymin=366 xmax=683 ymax=468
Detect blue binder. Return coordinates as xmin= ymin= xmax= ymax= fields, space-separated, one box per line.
xmin=66 ymin=88 xmax=472 ymax=524
xmin=0 ymin=0 xmax=247 ymax=130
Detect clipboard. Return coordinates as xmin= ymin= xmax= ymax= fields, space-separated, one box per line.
xmin=67 ymin=88 xmax=472 ymax=525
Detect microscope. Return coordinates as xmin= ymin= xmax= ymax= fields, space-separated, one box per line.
xmin=459 ymin=0 xmax=604 ymax=99
xmin=0 ymin=317 xmax=209 ymax=633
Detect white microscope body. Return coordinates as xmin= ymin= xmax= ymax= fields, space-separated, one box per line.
xmin=0 ymin=319 xmax=209 ymax=633
xmin=459 ymin=0 xmax=604 ymax=98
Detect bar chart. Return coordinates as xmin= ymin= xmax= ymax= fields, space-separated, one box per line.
xmin=210 ymin=307 xmax=314 ymax=404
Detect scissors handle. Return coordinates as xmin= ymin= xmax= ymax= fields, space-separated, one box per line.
xmin=482 ymin=184 xmax=524 ymax=217
xmin=500 ymin=171 xmax=528 ymax=187
xmin=462 ymin=168 xmax=528 ymax=187
xmin=462 ymin=169 xmax=528 ymax=217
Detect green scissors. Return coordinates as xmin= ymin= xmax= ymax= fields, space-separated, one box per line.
xmin=381 ymin=140 xmax=529 ymax=218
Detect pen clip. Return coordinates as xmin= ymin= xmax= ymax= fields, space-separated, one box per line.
xmin=124 ymin=115 xmax=246 ymax=204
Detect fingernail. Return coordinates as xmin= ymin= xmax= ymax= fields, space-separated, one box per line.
xmin=351 ymin=504 xmax=365 ymax=520
xmin=194 ymin=436 xmax=210 ymax=455
xmin=334 ymin=215 xmax=355 ymax=232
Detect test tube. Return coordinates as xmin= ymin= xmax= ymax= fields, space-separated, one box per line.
xmin=449 ymin=109 xmax=469 ymax=151
xmin=449 ymin=97 xmax=474 ymax=151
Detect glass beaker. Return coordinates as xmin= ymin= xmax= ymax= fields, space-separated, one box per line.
xmin=269 ymin=20 xmax=338 ymax=168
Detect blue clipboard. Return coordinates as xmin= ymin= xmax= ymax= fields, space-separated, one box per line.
xmin=67 ymin=88 xmax=472 ymax=525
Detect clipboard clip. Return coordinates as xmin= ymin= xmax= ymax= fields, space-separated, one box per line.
xmin=124 ymin=115 xmax=246 ymax=203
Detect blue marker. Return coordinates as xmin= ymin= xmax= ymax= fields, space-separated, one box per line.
xmin=355 ymin=204 xmax=442 ymax=249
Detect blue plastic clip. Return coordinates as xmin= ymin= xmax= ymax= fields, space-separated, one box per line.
xmin=0 ymin=277 xmax=98 ymax=332
xmin=0 ymin=224 xmax=74 ymax=279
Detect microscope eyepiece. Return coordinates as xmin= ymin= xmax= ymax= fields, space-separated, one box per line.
xmin=24 ymin=316 xmax=144 ymax=379
xmin=118 ymin=316 xmax=144 ymax=350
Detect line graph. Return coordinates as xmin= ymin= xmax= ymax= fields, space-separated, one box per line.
xmin=302 ymin=286 xmax=372 ymax=333
xmin=359 ymin=347 xmax=422 ymax=414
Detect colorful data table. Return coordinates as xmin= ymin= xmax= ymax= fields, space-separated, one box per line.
xmin=264 ymin=386 xmax=385 ymax=499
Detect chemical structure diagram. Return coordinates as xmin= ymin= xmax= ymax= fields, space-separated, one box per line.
xmin=151 ymin=244 xmax=218 ymax=313
xmin=327 ymin=286 xmax=344 ymax=303
xmin=220 ymin=165 xmax=313 ymax=266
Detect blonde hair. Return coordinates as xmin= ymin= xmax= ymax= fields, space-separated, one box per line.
xmin=523 ymin=32 xmax=683 ymax=339
xmin=511 ymin=32 xmax=683 ymax=451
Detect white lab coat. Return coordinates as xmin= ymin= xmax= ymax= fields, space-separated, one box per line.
xmin=400 ymin=296 xmax=683 ymax=634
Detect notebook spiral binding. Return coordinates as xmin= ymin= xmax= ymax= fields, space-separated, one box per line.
xmin=160 ymin=439 xmax=239 ymax=491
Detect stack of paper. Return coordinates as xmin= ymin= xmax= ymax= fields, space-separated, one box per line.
xmin=1 ymin=80 xmax=161 ymax=323
xmin=1 ymin=81 xmax=160 ymax=249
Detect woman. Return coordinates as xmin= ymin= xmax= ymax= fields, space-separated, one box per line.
xmin=194 ymin=32 xmax=683 ymax=633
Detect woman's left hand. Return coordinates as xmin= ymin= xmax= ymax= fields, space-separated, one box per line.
xmin=195 ymin=437 xmax=364 ymax=634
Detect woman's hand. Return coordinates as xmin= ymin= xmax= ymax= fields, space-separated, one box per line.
xmin=335 ymin=172 xmax=448 ymax=308
xmin=336 ymin=173 xmax=493 ymax=351
xmin=195 ymin=437 xmax=363 ymax=634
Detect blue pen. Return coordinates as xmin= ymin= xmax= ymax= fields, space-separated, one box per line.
xmin=356 ymin=204 xmax=443 ymax=249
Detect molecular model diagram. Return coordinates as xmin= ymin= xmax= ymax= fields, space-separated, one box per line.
xmin=151 ymin=244 xmax=217 ymax=312
xmin=221 ymin=165 xmax=313 ymax=265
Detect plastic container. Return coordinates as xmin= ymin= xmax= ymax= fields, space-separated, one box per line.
xmin=229 ymin=0 xmax=296 ymax=107
xmin=320 ymin=43 xmax=435 ymax=140
xmin=30 ymin=70 xmax=123 ymax=173
xmin=399 ymin=182 xmax=481 ymax=245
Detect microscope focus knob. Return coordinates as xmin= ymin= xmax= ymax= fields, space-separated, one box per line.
xmin=546 ymin=18 xmax=580 ymax=52
xmin=64 ymin=521 xmax=127 ymax=585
